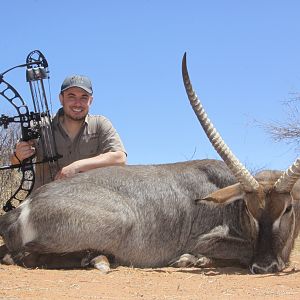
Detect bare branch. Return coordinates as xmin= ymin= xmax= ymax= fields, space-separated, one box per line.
xmin=259 ymin=96 xmax=300 ymax=149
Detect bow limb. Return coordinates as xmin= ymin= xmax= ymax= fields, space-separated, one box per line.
xmin=0 ymin=76 xmax=35 ymax=211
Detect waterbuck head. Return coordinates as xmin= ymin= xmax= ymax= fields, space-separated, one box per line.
xmin=182 ymin=53 xmax=300 ymax=274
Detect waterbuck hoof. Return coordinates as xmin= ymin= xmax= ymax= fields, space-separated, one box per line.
xmin=170 ymin=254 xmax=198 ymax=267
xmin=90 ymin=255 xmax=111 ymax=274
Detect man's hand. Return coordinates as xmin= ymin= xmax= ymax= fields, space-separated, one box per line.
xmin=54 ymin=162 xmax=80 ymax=180
xmin=14 ymin=140 xmax=36 ymax=162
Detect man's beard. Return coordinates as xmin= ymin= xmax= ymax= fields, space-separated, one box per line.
xmin=64 ymin=111 xmax=87 ymax=122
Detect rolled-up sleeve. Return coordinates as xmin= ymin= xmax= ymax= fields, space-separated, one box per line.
xmin=96 ymin=116 xmax=127 ymax=155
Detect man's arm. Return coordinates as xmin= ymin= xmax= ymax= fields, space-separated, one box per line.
xmin=54 ymin=150 xmax=126 ymax=180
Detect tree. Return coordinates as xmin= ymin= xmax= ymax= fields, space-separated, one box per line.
xmin=263 ymin=95 xmax=300 ymax=151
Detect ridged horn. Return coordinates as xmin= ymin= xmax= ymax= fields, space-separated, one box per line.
xmin=182 ymin=53 xmax=259 ymax=192
xmin=274 ymin=158 xmax=300 ymax=192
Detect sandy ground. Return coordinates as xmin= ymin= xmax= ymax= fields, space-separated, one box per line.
xmin=1 ymin=239 xmax=300 ymax=299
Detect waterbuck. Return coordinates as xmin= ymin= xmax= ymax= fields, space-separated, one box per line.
xmin=0 ymin=53 xmax=300 ymax=274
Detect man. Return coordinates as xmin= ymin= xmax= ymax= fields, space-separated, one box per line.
xmin=11 ymin=75 xmax=126 ymax=189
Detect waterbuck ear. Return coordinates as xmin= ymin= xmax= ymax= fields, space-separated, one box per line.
xmin=195 ymin=183 xmax=245 ymax=204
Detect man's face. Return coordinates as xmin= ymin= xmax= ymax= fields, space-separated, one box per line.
xmin=59 ymin=87 xmax=93 ymax=121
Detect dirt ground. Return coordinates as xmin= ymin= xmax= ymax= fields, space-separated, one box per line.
xmin=1 ymin=239 xmax=300 ymax=300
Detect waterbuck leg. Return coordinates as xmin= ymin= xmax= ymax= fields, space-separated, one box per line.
xmin=0 ymin=244 xmax=23 ymax=266
xmin=194 ymin=236 xmax=252 ymax=267
xmin=169 ymin=253 xmax=213 ymax=268
xmin=1 ymin=249 xmax=108 ymax=270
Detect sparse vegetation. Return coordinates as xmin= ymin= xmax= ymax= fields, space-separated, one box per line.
xmin=263 ymin=96 xmax=300 ymax=151
xmin=0 ymin=125 xmax=22 ymax=213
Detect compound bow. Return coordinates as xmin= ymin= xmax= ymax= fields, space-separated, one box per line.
xmin=0 ymin=50 xmax=61 ymax=211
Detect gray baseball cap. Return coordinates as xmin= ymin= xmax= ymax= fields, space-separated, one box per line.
xmin=61 ymin=75 xmax=93 ymax=94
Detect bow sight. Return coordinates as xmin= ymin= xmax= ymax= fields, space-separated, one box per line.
xmin=0 ymin=50 xmax=61 ymax=212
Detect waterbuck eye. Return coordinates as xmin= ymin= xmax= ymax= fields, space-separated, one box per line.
xmin=284 ymin=204 xmax=293 ymax=214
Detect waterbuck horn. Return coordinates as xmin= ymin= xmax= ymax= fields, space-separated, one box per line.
xmin=182 ymin=53 xmax=259 ymax=192
xmin=274 ymin=158 xmax=300 ymax=193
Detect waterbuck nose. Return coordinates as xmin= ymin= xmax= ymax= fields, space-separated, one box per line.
xmin=251 ymin=262 xmax=280 ymax=274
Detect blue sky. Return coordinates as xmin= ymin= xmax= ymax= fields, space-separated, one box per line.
xmin=1 ymin=0 xmax=300 ymax=171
